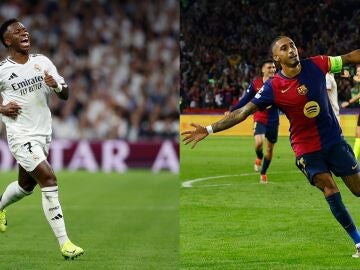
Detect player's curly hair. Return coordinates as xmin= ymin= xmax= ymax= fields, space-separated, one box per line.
xmin=0 ymin=18 xmax=19 ymax=48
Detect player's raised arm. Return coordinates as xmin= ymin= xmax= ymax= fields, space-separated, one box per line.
xmin=181 ymin=102 xmax=258 ymax=149
xmin=341 ymin=49 xmax=360 ymax=65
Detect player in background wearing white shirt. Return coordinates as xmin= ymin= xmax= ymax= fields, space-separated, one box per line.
xmin=0 ymin=18 xmax=83 ymax=260
xmin=325 ymin=72 xmax=340 ymax=123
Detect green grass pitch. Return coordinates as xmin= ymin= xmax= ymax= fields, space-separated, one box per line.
xmin=0 ymin=170 xmax=178 ymax=270
xmin=181 ymin=136 xmax=360 ymax=270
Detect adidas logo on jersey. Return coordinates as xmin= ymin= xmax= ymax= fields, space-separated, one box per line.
xmin=8 ymin=72 xmax=18 ymax=80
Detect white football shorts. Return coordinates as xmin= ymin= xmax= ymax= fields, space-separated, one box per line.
xmin=8 ymin=135 xmax=51 ymax=172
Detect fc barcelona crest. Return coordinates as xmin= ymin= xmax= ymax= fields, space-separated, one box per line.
xmin=297 ymin=84 xmax=308 ymax=95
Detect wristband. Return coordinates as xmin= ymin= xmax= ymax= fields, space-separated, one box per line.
xmin=206 ymin=125 xmax=213 ymax=134
xmin=53 ymin=82 xmax=63 ymax=93
xmin=329 ymin=56 xmax=342 ymax=73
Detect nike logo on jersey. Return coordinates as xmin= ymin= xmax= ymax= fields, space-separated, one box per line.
xmin=281 ymin=87 xmax=290 ymax=93
xmin=8 ymin=73 xmax=18 ymax=80
xmin=352 ymin=164 xmax=358 ymax=170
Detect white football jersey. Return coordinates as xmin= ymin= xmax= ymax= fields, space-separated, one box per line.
xmin=0 ymin=54 xmax=64 ymax=140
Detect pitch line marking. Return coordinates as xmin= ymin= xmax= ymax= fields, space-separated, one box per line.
xmin=182 ymin=171 xmax=298 ymax=188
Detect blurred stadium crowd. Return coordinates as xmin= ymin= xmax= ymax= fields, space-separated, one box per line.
xmin=0 ymin=0 xmax=179 ymax=141
xmin=180 ymin=0 xmax=360 ymax=112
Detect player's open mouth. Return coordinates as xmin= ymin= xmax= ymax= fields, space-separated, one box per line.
xmin=20 ymin=37 xmax=30 ymax=48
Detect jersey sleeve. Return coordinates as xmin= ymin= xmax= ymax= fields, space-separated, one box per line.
xmin=309 ymin=55 xmax=330 ymax=74
xmin=250 ymin=80 xmax=274 ymax=111
xmin=43 ymin=56 xmax=65 ymax=85
xmin=231 ymin=81 xmax=256 ymax=111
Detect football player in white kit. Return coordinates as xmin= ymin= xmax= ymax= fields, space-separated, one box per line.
xmin=0 ymin=18 xmax=83 ymax=260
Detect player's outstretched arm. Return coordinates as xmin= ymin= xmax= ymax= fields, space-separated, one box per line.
xmin=341 ymin=49 xmax=360 ymax=65
xmin=181 ymin=102 xmax=258 ymax=149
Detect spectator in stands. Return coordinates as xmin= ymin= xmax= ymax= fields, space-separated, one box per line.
xmin=181 ymin=0 xmax=360 ymax=112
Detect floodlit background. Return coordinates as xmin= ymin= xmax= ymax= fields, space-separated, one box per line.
xmin=0 ymin=1 xmax=179 ymax=269
xmin=180 ymin=0 xmax=360 ymax=269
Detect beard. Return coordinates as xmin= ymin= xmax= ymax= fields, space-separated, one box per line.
xmin=289 ymin=59 xmax=300 ymax=68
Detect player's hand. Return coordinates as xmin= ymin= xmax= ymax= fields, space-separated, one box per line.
xmin=340 ymin=70 xmax=350 ymax=78
xmin=224 ymin=111 xmax=230 ymax=116
xmin=44 ymin=71 xmax=58 ymax=88
xmin=0 ymin=101 xmax=21 ymax=119
xmin=181 ymin=123 xmax=209 ymax=149
xmin=341 ymin=101 xmax=350 ymax=108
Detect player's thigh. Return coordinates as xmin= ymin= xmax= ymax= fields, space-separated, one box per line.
xmin=253 ymin=122 xmax=266 ymax=146
xmin=313 ymin=172 xmax=339 ymax=196
xmin=18 ymin=165 xmax=37 ymax=192
xmin=325 ymin=140 xmax=359 ymax=178
xmin=29 ymin=160 xmax=57 ymax=188
xmin=295 ymin=151 xmax=329 ymax=186
xmin=9 ymin=140 xmax=47 ymax=172
xmin=342 ymin=173 xmax=360 ymax=197
xmin=265 ymin=139 xmax=275 ymax=154
xmin=254 ymin=134 xmax=264 ymax=147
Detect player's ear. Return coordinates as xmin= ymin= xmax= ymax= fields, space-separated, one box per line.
xmin=273 ymin=55 xmax=279 ymax=62
xmin=4 ymin=36 xmax=11 ymax=47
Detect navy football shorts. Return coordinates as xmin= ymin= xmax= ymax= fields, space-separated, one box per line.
xmin=295 ymin=138 xmax=360 ymax=185
xmin=253 ymin=122 xmax=279 ymax=144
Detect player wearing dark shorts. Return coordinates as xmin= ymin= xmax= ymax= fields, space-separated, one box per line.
xmin=230 ymin=60 xmax=278 ymax=183
xmin=182 ymin=36 xmax=360 ymax=257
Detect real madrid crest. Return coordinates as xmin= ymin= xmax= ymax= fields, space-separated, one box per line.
xmin=34 ymin=64 xmax=41 ymax=72
xmin=297 ymin=84 xmax=308 ymax=95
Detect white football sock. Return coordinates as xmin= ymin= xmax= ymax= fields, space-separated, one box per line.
xmin=41 ymin=186 xmax=69 ymax=247
xmin=0 ymin=181 xmax=32 ymax=210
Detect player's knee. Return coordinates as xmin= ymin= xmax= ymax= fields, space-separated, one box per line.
xmin=266 ymin=147 xmax=274 ymax=156
xmin=41 ymin=173 xmax=57 ymax=187
xmin=323 ymin=187 xmax=339 ymax=197
xmin=19 ymin=182 xmax=36 ymax=193
xmin=255 ymin=143 xmax=262 ymax=150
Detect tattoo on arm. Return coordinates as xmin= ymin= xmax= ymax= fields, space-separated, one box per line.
xmin=212 ymin=102 xmax=258 ymax=133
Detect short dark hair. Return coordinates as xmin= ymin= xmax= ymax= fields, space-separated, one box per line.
xmin=270 ymin=35 xmax=289 ymax=56
xmin=0 ymin=18 xmax=19 ymax=48
xmin=261 ymin=59 xmax=275 ymax=67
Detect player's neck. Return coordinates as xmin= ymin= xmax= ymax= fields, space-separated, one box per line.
xmin=262 ymin=75 xmax=271 ymax=82
xmin=9 ymin=51 xmax=29 ymax=64
xmin=280 ymin=64 xmax=301 ymax=78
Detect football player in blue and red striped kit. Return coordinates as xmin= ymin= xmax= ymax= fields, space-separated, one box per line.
xmin=229 ymin=59 xmax=278 ymax=183
xmin=182 ymin=36 xmax=360 ymax=257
